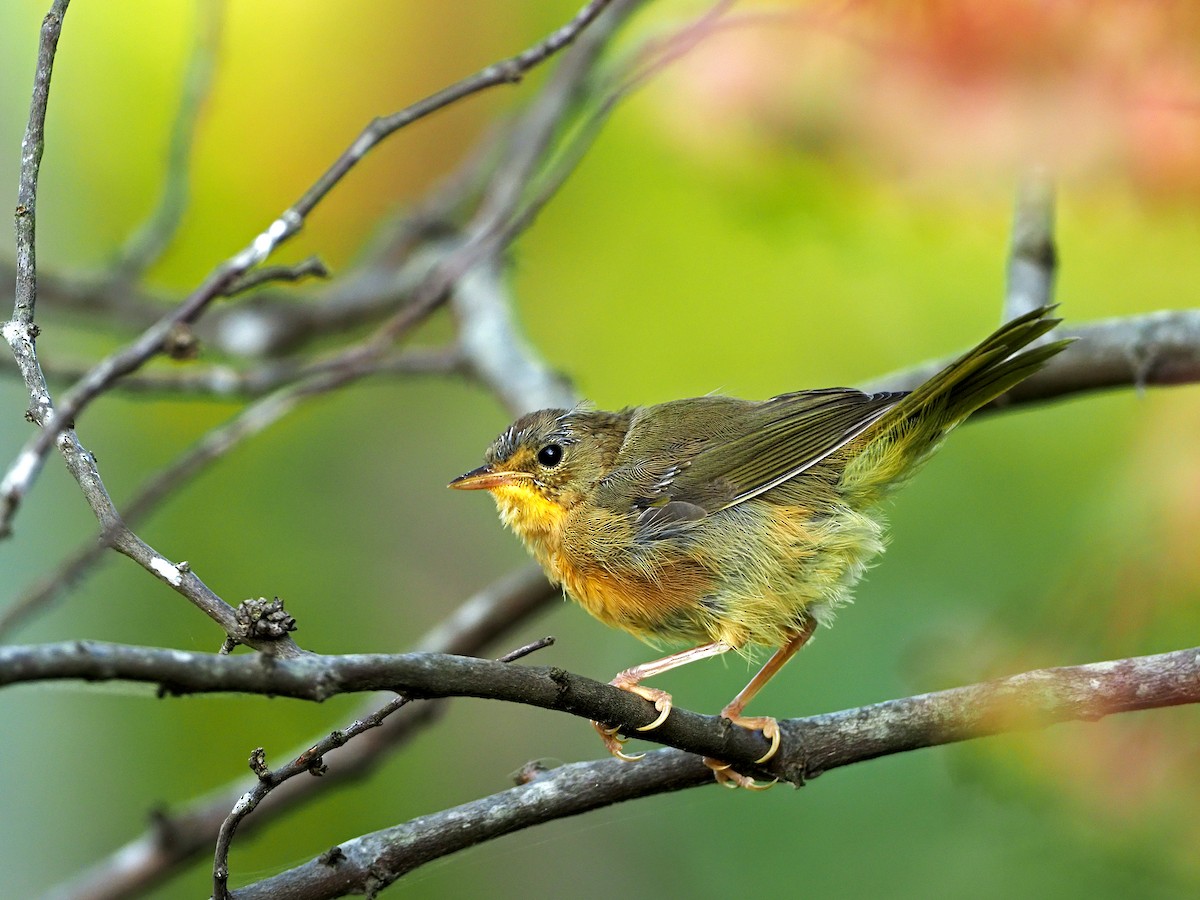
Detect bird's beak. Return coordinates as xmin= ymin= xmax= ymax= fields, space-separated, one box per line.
xmin=448 ymin=465 xmax=527 ymax=491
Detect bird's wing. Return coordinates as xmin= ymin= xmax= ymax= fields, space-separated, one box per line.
xmin=597 ymin=389 xmax=902 ymax=539
xmin=685 ymin=388 xmax=903 ymax=510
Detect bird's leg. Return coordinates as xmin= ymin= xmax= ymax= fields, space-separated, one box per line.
xmin=705 ymin=619 xmax=817 ymax=789
xmin=594 ymin=640 xmax=734 ymax=761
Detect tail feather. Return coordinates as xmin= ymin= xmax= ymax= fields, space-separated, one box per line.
xmin=840 ymin=306 xmax=1069 ymax=500
xmin=887 ymin=305 xmax=1064 ymax=427
xmin=944 ymin=338 xmax=1069 ymax=419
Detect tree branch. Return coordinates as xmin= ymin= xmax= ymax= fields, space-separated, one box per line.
xmin=9 ymin=0 xmax=69 ymax=329
xmin=210 ymin=636 xmax=556 ymax=900
xmin=0 ymin=0 xmax=619 ymax=537
xmin=865 ymin=309 xmax=1200 ymax=401
xmin=1015 ymin=310 xmax=1200 ymax=399
xmin=230 ymin=645 xmax=1198 ymax=899
xmin=43 ymin=566 xmax=557 ymax=900
xmin=9 ymin=4 xmax=1196 ymax=898
xmin=1004 ymin=168 xmax=1057 ymax=324
xmin=109 ymin=0 xmax=225 ymax=283
xmin=3 ymin=641 xmax=1176 ymax=900
xmin=5 ymin=640 xmax=1196 ymax=786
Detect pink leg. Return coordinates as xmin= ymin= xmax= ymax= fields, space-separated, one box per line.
xmin=594 ymin=640 xmax=734 ymax=760
xmin=706 ymin=620 xmax=818 ymax=789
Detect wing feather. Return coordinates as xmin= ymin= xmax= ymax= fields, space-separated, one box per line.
xmin=598 ymin=389 xmax=903 ymax=541
xmin=683 ymin=389 xmax=902 ymax=509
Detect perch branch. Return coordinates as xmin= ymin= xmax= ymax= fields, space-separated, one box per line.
xmin=2 ymin=640 xmax=1192 ymax=898
xmin=4 ymin=641 xmax=1196 ymax=785
xmin=229 ymin=644 xmax=1198 ymax=899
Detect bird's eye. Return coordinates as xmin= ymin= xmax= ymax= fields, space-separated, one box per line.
xmin=537 ymin=444 xmax=563 ymax=467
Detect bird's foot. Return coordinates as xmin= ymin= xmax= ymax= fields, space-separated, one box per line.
xmin=591 ymin=681 xmax=673 ymax=762
xmin=725 ymin=714 xmax=781 ymax=764
xmin=703 ymin=757 xmax=778 ymax=791
xmin=702 ymin=714 xmax=781 ymax=790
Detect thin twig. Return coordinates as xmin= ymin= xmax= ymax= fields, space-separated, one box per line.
xmin=222 ymin=256 xmax=330 ymax=297
xmin=14 ymin=346 xmax=462 ymax=401
xmin=209 ymin=636 xmax=555 ymax=900
xmin=4 ymin=0 xmax=70 ymax=435
xmin=0 ymin=341 xmax=458 ymax=638
xmin=110 ymin=0 xmax=225 ymax=282
xmin=1 ymin=0 xmax=633 ymax=638
xmin=2 ymin=232 xmax=555 ymax=632
xmin=0 ymin=349 xmax=455 ymax=639
xmin=9 ymin=0 xmax=70 ymax=329
xmin=285 ymin=0 xmax=617 ymax=232
xmin=0 ymin=5 xmax=247 ymax=643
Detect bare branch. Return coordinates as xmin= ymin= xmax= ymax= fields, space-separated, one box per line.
xmin=5 ymin=640 xmax=1196 ymax=779
xmin=9 ymin=0 xmax=70 ymax=328
xmin=45 ymin=567 xmax=556 ymax=900
xmin=864 ymin=309 xmax=1200 ymax=401
xmin=0 ymin=0 xmax=620 ymax=536
xmin=0 ymin=386 xmax=279 ymax=648
xmin=118 ymin=645 xmax=1198 ymax=900
xmin=453 ymin=258 xmax=575 ymax=414
xmin=1004 ymin=168 xmax=1057 ymax=325
xmin=222 ymin=255 xmax=330 ymax=297
xmin=2 ymin=0 xmax=643 ymax=640
xmin=4 ymin=0 xmax=70 ymax=451
xmin=209 ymin=636 xmax=556 ymax=900
xmin=0 ymin=0 xmax=293 ymax=654
xmin=0 ymin=344 xmax=457 ymax=638
xmin=232 ymin=753 xmax=706 ymax=900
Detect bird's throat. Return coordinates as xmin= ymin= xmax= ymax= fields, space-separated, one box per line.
xmin=490 ymin=483 xmax=568 ymax=551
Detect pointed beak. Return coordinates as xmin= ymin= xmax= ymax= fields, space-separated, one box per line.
xmin=448 ymin=464 xmax=528 ymax=491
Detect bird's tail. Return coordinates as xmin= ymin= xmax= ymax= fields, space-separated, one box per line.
xmin=891 ymin=305 xmax=1067 ymax=426
xmin=842 ymin=306 xmax=1070 ymax=498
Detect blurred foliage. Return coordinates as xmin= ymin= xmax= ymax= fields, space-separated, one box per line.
xmin=0 ymin=1 xmax=1197 ymax=898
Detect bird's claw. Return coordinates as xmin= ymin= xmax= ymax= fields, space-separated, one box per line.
xmin=594 ymin=682 xmax=674 ymax=761
xmin=592 ymin=720 xmax=646 ymax=761
xmin=724 ymin=714 xmax=780 ymax=764
xmin=703 ymin=757 xmax=778 ymax=790
xmin=634 ymin=691 xmax=672 ymax=732
xmin=700 ymin=714 xmax=782 ymax=789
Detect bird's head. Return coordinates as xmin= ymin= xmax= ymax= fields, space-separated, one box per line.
xmin=450 ymin=408 xmax=622 ymax=541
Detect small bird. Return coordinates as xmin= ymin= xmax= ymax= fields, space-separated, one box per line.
xmin=451 ymin=307 xmax=1067 ymax=788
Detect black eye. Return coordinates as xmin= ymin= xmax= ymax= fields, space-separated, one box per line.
xmin=537 ymin=444 xmax=563 ymax=467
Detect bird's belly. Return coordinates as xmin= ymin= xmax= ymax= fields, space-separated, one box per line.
xmin=540 ymin=501 xmax=886 ymax=651
xmin=552 ymin=553 xmax=717 ymax=644
xmin=691 ymin=502 xmax=887 ymax=648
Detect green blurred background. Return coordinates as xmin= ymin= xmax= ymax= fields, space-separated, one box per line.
xmin=1 ymin=1 xmax=1198 ymax=897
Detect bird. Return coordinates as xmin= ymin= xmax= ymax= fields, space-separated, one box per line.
xmin=450 ymin=306 xmax=1067 ymax=788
